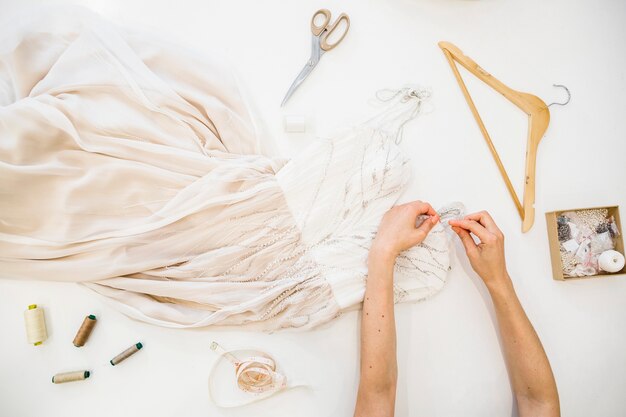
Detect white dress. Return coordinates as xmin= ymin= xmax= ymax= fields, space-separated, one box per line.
xmin=0 ymin=8 xmax=461 ymax=330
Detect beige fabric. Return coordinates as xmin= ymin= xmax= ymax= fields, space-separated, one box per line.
xmin=0 ymin=9 xmax=457 ymax=330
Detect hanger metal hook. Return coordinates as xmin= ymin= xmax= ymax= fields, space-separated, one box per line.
xmin=547 ymin=84 xmax=571 ymax=107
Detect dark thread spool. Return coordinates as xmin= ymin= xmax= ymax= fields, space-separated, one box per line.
xmin=110 ymin=342 xmax=143 ymax=366
xmin=73 ymin=314 xmax=97 ymax=347
xmin=52 ymin=370 xmax=90 ymax=384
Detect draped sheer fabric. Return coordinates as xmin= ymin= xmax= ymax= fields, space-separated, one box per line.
xmin=0 ymin=9 xmax=460 ymax=330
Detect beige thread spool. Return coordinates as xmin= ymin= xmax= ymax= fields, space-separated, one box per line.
xmin=73 ymin=315 xmax=97 ymax=347
xmin=52 ymin=370 xmax=90 ymax=384
xmin=110 ymin=342 xmax=143 ymax=366
xmin=24 ymin=304 xmax=47 ymax=346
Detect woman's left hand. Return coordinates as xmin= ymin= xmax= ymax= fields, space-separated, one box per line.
xmin=370 ymin=200 xmax=439 ymax=263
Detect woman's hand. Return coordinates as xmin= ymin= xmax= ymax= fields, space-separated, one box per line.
xmin=356 ymin=200 xmax=438 ymax=417
xmin=449 ymin=211 xmax=510 ymax=289
xmin=450 ymin=211 xmax=561 ymax=417
xmin=370 ymin=200 xmax=440 ymax=264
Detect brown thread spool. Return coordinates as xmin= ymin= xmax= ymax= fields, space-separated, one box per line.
xmin=52 ymin=370 xmax=90 ymax=384
xmin=110 ymin=342 xmax=143 ymax=366
xmin=73 ymin=314 xmax=97 ymax=347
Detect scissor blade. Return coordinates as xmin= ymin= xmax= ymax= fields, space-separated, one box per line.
xmin=281 ymin=59 xmax=318 ymax=107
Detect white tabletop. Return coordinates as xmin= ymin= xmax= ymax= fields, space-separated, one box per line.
xmin=1 ymin=0 xmax=625 ymax=416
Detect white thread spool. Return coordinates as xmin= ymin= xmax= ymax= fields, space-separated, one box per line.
xmin=283 ymin=115 xmax=306 ymax=133
xmin=598 ymin=250 xmax=625 ymax=273
xmin=24 ymin=304 xmax=47 ymax=346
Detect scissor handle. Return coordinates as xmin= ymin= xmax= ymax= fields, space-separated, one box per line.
xmin=320 ymin=13 xmax=350 ymax=51
xmin=310 ymin=10 xmax=350 ymax=51
xmin=310 ymin=9 xmax=331 ymax=37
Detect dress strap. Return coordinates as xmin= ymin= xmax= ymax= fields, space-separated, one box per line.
xmin=364 ymin=86 xmax=432 ymax=144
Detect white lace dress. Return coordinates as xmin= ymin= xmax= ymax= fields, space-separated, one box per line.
xmin=0 ymin=9 xmax=461 ymax=330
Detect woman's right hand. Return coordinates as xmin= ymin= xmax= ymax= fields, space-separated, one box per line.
xmin=449 ymin=211 xmax=510 ymax=289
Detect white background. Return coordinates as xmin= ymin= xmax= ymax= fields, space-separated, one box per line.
xmin=1 ymin=0 xmax=625 ymax=416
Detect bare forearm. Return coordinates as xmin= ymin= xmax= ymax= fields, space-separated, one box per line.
xmin=487 ymin=277 xmax=560 ymax=417
xmin=354 ymin=201 xmax=437 ymax=417
xmin=354 ymin=251 xmax=397 ymax=417
xmin=361 ymin=255 xmax=397 ymax=387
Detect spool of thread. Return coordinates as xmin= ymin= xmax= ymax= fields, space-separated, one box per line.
xmin=110 ymin=342 xmax=143 ymax=366
xmin=283 ymin=115 xmax=306 ymax=133
xmin=24 ymin=304 xmax=47 ymax=346
xmin=598 ymin=250 xmax=626 ymax=273
xmin=52 ymin=370 xmax=90 ymax=384
xmin=73 ymin=314 xmax=97 ymax=347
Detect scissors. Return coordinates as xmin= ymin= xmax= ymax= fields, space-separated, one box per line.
xmin=281 ymin=9 xmax=350 ymax=106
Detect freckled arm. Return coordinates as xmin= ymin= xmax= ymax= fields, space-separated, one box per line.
xmin=354 ymin=251 xmax=397 ymax=417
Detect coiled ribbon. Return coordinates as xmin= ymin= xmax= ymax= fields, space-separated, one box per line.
xmin=209 ymin=341 xmax=292 ymax=407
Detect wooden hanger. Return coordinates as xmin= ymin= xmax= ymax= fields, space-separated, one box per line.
xmin=439 ymin=41 xmax=550 ymax=233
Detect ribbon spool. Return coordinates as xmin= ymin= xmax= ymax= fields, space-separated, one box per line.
xmin=24 ymin=304 xmax=47 ymax=346
xmin=208 ymin=341 xmax=299 ymax=408
xmin=231 ymin=353 xmax=284 ymax=394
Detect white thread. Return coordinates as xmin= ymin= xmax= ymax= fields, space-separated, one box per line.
xmin=24 ymin=304 xmax=47 ymax=346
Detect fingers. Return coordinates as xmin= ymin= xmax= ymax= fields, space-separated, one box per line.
xmin=406 ymin=200 xmax=437 ymax=217
xmin=451 ymin=226 xmax=478 ymax=256
xmin=448 ymin=219 xmax=492 ymax=243
xmin=464 ymin=211 xmax=503 ymax=236
xmin=412 ymin=212 xmax=438 ymax=243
